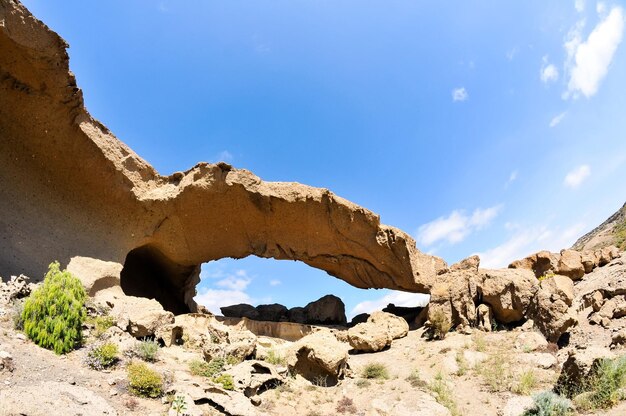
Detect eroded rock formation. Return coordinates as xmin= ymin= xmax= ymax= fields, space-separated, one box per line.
xmin=0 ymin=1 xmax=447 ymax=314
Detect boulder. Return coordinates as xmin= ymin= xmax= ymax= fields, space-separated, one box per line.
xmin=476 ymin=304 xmax=493 ymax=332
xmin=514 ymin=332 xmax=548 ymax=352
xmin=481 ymin=269 xmax=538 ymax=323
xmin=303 ymin=294 xmax=347 ymax=326
xmin=347 ymin=311 xmax=408 ymax=352
xmin=556 ymin=347 xmax=615 ymax=394
xmin=226 ymin=360 xmax=284 ymax=398
xmin=369 ymin=311 xmax=409 ymax=339
xmin=527 ymin=276 xmax=577 ymax=343
xmin=66 ymin=256 xmax=122 ymax=296
xmin=509 ymin=251 xmax=559 ymax=278
xmin=450 ymin=255 xmax=480 ymax=272
xmin=0 ymin=274 xmax=36 ymax=302
xmin=287 ymin=307 xmax=307 ymax=324
xmin=221 ymin=304 xmax=260 ymax=320
xmin=203 ymin=328 xmax=257 ymax=362
xmin=556 ymin=250 xmax=585 ymax=280
xmin=287 ymin=331 xmax=349 ymax=384
xmin=171 ymin=383 xmax=263 ymax=416
xmin=428 ymin=270 xmax=481 ymax=328
xmin=255 ymin=303 xmax=288 ymax=322
xmin=0 ymin=350 xmax=14 ymax=372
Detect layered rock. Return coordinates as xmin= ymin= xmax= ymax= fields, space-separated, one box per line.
xmin=0 ymin=1 xmax=447 ymax=315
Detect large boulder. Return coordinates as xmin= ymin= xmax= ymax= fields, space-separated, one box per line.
xmin=221 ymin=304 xmax=260 ymax=320
xmin=527 ymin=275 xmax=577 ymax=342
xmin=255 ymin=303 xmax=288 ymax=322
xmin=556 ymin=250 xmax=585 ymax=280
xmin=226 ymin=360 xmax=284 ymax=398
xmin=66 ymin=256 xmax=122 ymax=296
xmin=481 ymin=269 xmax=538 ymax=323
xmin=303 ymin=294 xmax=347 ymax=326
xmin=428 ymin=270 xmax=481 ymax=328
xmin=287 ymin=331 xmax=349 ymax=384
xmin=347 ymin=311 xmax=408 ymax=352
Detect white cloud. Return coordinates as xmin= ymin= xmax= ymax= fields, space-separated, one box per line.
xmin=350 ymin=291 xmax=430 ymax=319
xmin=476 ymin=222 xmax=587 ymax=268
xmin=214 ymin=150 xmax=234 ymax=163
xmin=215 ymin=269 xmax=251 ymax=291
xmin=506 ymin=47 xmax=518 ymax=61
xmin=416 ymin=205 xmax=503 ymax=247
xmin=452 ymin=87 xmax=468 ymax=102
xmin=565 ymin=6 xmax=624 ymax=98
xmin=540 ymin=56 xmax=559 ymax=84
xmin=575 ymin=0 xmax=585 ymax=13
xmin=564 ymin=164 xmax=591 ymax=188
xmin=269 ymin=279 xmax=281 ymax=286
xmin=505 ymin=170 xmax=518 ymax=188
xmin=597 ymin=2 xmax=607 ymax=15
xmin=549 ymin=112 xmax=567 ymax=127
xmin=195 ymin=288 xmax=252 ymax=315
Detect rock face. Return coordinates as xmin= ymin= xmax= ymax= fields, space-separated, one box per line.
xmin=0 ymin=1 xmax=447 ymax=315
xmin=573 ymin=202 xmax=626 ymax=251
xmin=287 ymin=331 xmax=349 ymax=384
xmin=509 ymin=247 xmax=620 ymax=279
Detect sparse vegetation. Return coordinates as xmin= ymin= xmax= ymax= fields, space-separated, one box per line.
xmin=213 ymin=373 xmax=234 ymax=390
xmin=336 ymin=396 xmax=357 ymax=414
xmin=85 ymin=342 xmax=119 ymax=370
xmin=85 ymin=315 xmax=115 ymax=338
xmin=355 ymin=378 xmax=371 ymax=388
xmin=473 ymin=332 xmax=487 ymax=352
xmin=406 ymin=369 xmax=427 ymax=388
xmin=189 ymin=358 xmax=225 ymax=377
xmin=311 ymin=374 xmax=329 ymax=387
xmin=478 ymin=351 xmax=511 ymax=392
xmin=127 ymin=362 xmax=164 ymax=398
xmin=264 ymin=349 xmax=287 ymax=366
xmin=362 ymin=362 xmax=389 ymax=379
xmin=578 ymin=355 xmax=626 ymax=410
xmin=131 ymin=338 xmax=159 ymax=362
xmin=455 ymin=351 xmax=468 ymax=376
xmin=513 ymin=370 xmax=538 ymax=395
xmin=21 ymin=262 xmax=86 ymax=354
xmin=11 ymin=301 xmax=24 ymax=330
xmin=538 ymin=272 xmax=556 ymax=282
xmin=226 ymin=354 xmax=241 ymax=366
xmin=614 ymin=218 xmax=626 ymax=250
xmin=430 ymin=309 xmax=452 ymax=340
xmin=521 ymin=391 xmax=573 ymax=416
xmin=429 ymin=372 xmax=460 ymax=416
xmin=171 ymin=395 xmax=187 ymax=416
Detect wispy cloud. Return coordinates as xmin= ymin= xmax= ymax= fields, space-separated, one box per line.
xmin=215 ymin=269 xmax=251 ymax=291
xmin=564 ymin=6 xmax=624 ymax=99
xmin=452 ymin=87 xmax=468 ymax=102
xmin=575 ymin=0 xmax=585 ymax=13
xmin=196 ymin=266 xmax=253 ymax=314
xmin=549 ymin=112 xmax=567 ymax=127
xmin=540 ymin=56 xmax=559 ymax=84
xmin=416 ymin=205 xmax=503 ymax=247
xmin=350 ymin=291 xmax=430 ymax=319
xmin=269 ymin=279 xmax=281 ymax=286
xmin=213 ymin=150 xmax=234 ymax=163
xmin=505 ymin=170 xmax=518 ymax=188
xmin=476 ymin=222 xmax=587 ymax=268
xmin=564 ymin=164 xmax=591 ymax=188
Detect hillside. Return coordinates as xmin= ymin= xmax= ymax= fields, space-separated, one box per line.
xmin=573 ymin=202 xmax=626 ymax=251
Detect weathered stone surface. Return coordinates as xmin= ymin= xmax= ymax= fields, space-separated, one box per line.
xmin=527 ymin=276 xmax=577 ymax=343
xmin=221 ymin=304 xmax=260 ymax=320
xmin=368 ymin=311 xmax=409 ymax=340
xmin=67 ymin=256 xmax=123 ymax=296
xmin=347 ymin=311 xmax=407 ymax=352
xmin=556 ymin=347 xmax=615 ymax=394
xmin=428 ymin=270 xmax=480 ymax=328
xmin=226 ymin=360 xmax=284 ymax=398
xmin=514 ymin=332 xmax=548 ymax=352
xmin=256 ymin=304 xmax=288 ymax=322
xmin=557 ymin=250 xmax=585 ymax=280
xmin=476 ymin=303 xmax=493 ymax=332
xmin=0 ymin=0 xmax=448 ymax=314
xmin=481 ymin=269 xmax=538 ymax=323
xmin=173 ymin=383 xmax=264 ymax=416
xmin=303 ymin=294 xmax=346 ymax=325
xmin=287 ymin=331 xmax=349 ymax=384
xmin=573 ymin=202 xmax=625 ymax=251
xmin=0 ymin=350 xmax=14 ymax=372
xmin=450 ymin=255 xmax=480 ymax=272
xmin=0 ymin=274 xmax=36 ymax=303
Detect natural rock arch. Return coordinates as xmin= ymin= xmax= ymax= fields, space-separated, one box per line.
xmin=0 ymin=2 xmax=447 ymax=310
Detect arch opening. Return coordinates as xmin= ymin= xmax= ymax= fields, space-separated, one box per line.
xmin=120 ymin=244 xmax=200 ymax=315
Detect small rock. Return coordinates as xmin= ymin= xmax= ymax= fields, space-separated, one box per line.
xmin=109 ymin=388 xmax=117 ymax=397
xmin=15 ymin=333 xmax=26 ymax=341
xmin=67 ymin=377 xmax=76 ymax=385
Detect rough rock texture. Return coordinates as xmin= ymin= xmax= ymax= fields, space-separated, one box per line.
xmin=302 ymin=294 xmax=347 ymax=325
xmin=556 ymin=347 xmax=615 ymax=395
xmin=67 ymin=256 xmax=123 ymax=296
xmin=226 ymin=360 xmax=285 ymax=398
xmin=287 ymin=331 xmax=349 ymax=384
xmin=347 ymin=311 xmax=408 ymax=352
xmin=573 ymin=202 xmax=626 ymax=251
xmin=481 ymin=269 xmax=538 ymax=324
xmin=428 ymin=270 xmax=481 ymax=329
xmin=0 ymin=1 xmax=448 ymax=315
xmin=527 ymin=275 xmax=577 ymax=343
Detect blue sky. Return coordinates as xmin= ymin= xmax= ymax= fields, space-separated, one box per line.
xmin=22 ymin=0 xmax=626 ymax=317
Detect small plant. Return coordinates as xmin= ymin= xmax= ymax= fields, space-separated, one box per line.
xmin=264 ymin=349 xmax=286 ymax=366
xmin=85 ymin=315 xmax=116 ymax=338
xmin=429 ymin=309 xmax=452 ymax=340
xmin=131 ymin=338 xmax=159 ymax=362
xmin=455 ymin=351 xmax=468 ymax=376
xmin=188 ymin=358 xmax=225 ymax=377
xmin=362 ymin=362 xmax=389 ymax=379
xmin=12 ymin=301 xmax=24 ymax=331
xmin=538 ymin=272 xmax=556 ymax=282
xmin=21 ymin=262 xmax=86 ymax=354
xmin=226 ymin=354 xmax=241 ymax=366
xmin=336 ymin=396 xmax=357 ymax=414
xmin=85 ymin=342 xmax=119 ymax=370
xmin=521 ymin=391 xmax=573 ymax=416
xmin=312 ymin=374 xmax=329 ymax=387
xmin=171 ymin=395 xmax=187 ymax=416
xmin=473 ymin=332 xmax=487 ymax=352
xmin=406 ymin=369 xmax=427 ymax=388
xmin=127 ymin=362 xmax=164 ymax=398
xmin=355 ymin=378 xmax=371 ymax=388
xmin=429 ymin=372 xmax=460 ymax=416
xmin=582 ymin=355 xmax=626 ymax=409
xmin=478 ymin=351 xmax=511 ymax=392
xmin=513 ymin=370 xmax=538 ymax=395
xmin=213 ymin=373 xmax=234 ymax=390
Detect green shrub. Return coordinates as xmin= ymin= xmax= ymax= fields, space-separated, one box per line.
xmin=513 ymin=370 xmax=538 ymax=395
xmin=212 ymin=373 xmax=234 ymax=390
xmin=614 ymin=219 xmax=626 ymax=250
xmin=12 ymin=301 xmax=24 ymax=331
xmin=132 ymin=338 xmax=159 ymax=362
xmin=264 ymin=349 xmax=286 ymax=366
xmin=188 ymin=358 xmax=225 ymax=377
xmin=85 ymin=315 xmax=116 ymax=338
xmin=86 ymin=342 xmax=119 ymax=370
xmin=430 ymin=309 xmax=451 ymax=340
xmin=127 ymin=362 xmax=163 ymax=398
xmin=521 ymin=391 xmax=573 ymax=416
xmin=406 ymin=369 xmax=427 ymax=388
xmin=22 ymin=262 xmax=86 ymax=354
xmin=429 ymin=372 xmax=460 ymax=416
xmin=361 ymin=363 xmax=389 ymax=379
xmin=584 ymin=355 xmax=626 ymax=409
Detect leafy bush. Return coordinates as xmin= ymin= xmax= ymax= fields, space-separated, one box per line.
xmin=127 ymin=362 xmax=163 ymax=398
xmin=171 ymin=395 xmax=187 ymax=416
xmin=85 ymin=342 xmax=119 ymax=370
xmin=212 ymin=373 xmax=234 ymax=390
xmin=429 ymin=309 xmax=451 ymax=340
xmin=131 ymin=338 xmax=159 ymax=362
xmin=361 ymin=363 xmax=389 ymax=379
xmin=583 ymin=355 xmax=626 ymax=409
xmin=189 ymin=358 xmax=225 ymax=377
xmin=85 ymin=315 xmax=116 ymax=338
xmin=22 ymin=262 xmax=86 ymax=354
xmin=521 ymin=391 xmax=573 ymax=416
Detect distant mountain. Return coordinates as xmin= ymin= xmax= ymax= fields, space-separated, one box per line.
xmin=573 ymin=202 xmax=626 ymax=251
